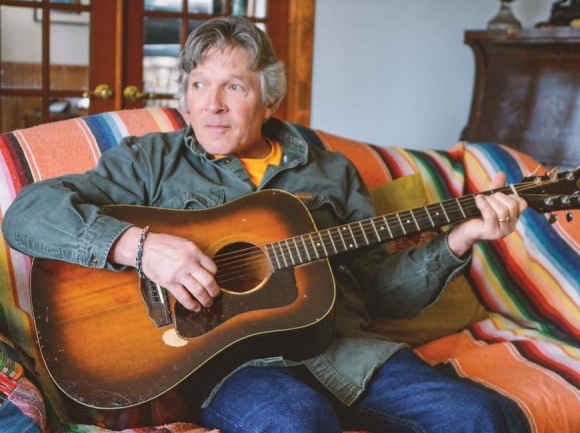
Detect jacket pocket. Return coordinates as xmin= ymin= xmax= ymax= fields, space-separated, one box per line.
xmin=156 ymin=189 xmax=225 ymax=210
xmin=297 ymin=193 xmax=347 ymax=229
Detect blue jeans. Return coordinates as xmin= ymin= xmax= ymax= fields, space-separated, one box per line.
xmin=0 ymin=398 xmax=42 ymax=433
xmin=200 ymin=349 xmax=525 ymax=433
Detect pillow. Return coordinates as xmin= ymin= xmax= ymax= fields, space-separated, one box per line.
xmin=0 ymin=333 xmax=46 ymax=431
xmin=368 ymin=173 xmax=489 ymax=347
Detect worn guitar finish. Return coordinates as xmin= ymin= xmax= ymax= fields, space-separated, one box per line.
xmin=30 ymin=171 xmax=580 ymax=409
xmin=32 ymin=191 xmax=335 ymax=409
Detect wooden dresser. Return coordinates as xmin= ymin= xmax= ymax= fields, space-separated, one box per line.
xmin=462 ymin=28 xmax=580 ymax=169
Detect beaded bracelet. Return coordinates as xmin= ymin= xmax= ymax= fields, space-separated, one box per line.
xmin=135 ymin=226 xmax=150 ymax=279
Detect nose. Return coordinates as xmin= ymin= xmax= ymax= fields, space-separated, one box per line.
xmin=206 ymin=87 xmax=226 ymax=113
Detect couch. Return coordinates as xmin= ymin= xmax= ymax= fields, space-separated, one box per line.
xmin=1 ymin=107 xmax=579 ymax=432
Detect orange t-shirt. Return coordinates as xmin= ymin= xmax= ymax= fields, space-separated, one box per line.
xmin=238 ymin=139 xmax=282 ymax=185
xmin=216 ymin=139 xmax=282 ymax=186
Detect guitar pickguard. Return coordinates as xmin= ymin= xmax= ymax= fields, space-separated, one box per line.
xmin=175 ymin=268 xmax=297 ymax=338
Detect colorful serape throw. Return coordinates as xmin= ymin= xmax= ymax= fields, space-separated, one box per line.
xmin=50 ymin=423 xmax=218 ymax=433
xmin=314 ymin=132 xmax=580 ymax=432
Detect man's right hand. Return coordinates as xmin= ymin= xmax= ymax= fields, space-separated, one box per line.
xmin=110 ymin=227 xmax=220 ymax=312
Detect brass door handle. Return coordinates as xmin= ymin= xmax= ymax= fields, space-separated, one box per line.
xmin=123 ymin=85 xmax=156 ymax=102
xmin=82 ymin=84 xmax=114 ymax=101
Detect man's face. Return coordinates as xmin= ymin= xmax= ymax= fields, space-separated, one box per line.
xmin=186 ymin=46 xmax=273 ymax=158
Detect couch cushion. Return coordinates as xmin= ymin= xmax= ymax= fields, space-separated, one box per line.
xmin=367 ymin=173 xmax=488 ymax=346
xmin=0 ymin=332 xmax=45 ymax=432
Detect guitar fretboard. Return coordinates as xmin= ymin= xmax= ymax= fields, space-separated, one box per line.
xmin=266 ymin=193 xmax=484 ymax=271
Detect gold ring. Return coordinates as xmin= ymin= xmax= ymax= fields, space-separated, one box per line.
xmin=498 ymin=216 xmax=510 ymax=223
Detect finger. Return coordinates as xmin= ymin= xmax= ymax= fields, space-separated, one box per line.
xmin=477 ymin=193 xmax=508 ymax=222
xmin=166 ymin=283 xmax=202 ymax=312
xmin=475 ymin=194 xmax=500 ymax=232
xmin=489 ymin=192 xmax=528 ymax=222
xmin=198 ymin=253 xmax=218 ymax=276
xmin=488 ymin=193 xmax=518 ymax=219
xmin=488 ymin=172 xmax=528 ymax=217
xmin=198 ymin=270 xmax=221 ymax=298
xmin=489 ymin=171 xmax=507 ymax=190
xmin=183 ymin=272 xmax=217 ymax=308
xmin=186 ymin=258 xmax=220 ymax=298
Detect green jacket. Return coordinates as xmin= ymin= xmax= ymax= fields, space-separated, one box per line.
xmin=2 ymin=118 xmax=467 ymax=406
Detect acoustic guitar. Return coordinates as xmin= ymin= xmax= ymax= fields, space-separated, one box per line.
xmin=30 ymin=169 xmax=580 ymax=409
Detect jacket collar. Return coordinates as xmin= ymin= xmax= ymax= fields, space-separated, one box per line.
xmin=184 ymin=117 xmax=310 ymax=166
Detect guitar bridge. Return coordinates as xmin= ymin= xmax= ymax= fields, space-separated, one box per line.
xmin=139 ymin=276 xmax=172 ymax=327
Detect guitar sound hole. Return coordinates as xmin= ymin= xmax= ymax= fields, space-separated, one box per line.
xmin=214 ymin=242 xmax=270 ymax=294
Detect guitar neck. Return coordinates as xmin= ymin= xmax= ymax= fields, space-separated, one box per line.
xmin=266 ymin=189 xmax=496 ymax=271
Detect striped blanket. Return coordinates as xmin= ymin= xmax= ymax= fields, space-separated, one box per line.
xmin=317 ymin=131 xmax=580 ymax=432
xmin=1 ymin=108 xmax=579 ymax=432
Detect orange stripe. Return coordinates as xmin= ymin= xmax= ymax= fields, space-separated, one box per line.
xmin=115 ymin=109 xmax=159 ymax=137
xmin=116 ymin=107 xmax=185 ymax=137
xmin=416 ymin=332 xmax=580 ymax=432
xmin=16 ymin=121 xmax=100 ymax=181
xmin=314 ymin=130 xmax=391 ymax=189
xmin=413 ymin=329 xmax=485 ymax=364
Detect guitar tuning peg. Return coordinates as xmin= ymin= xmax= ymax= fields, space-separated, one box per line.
xmin=547 ymin=167 xmax=559 ymax=181
xmin=549 ymin=213 xmax=558 ymax=224
xmin=529 ymin=165 xmax=542 ymax=183
xmin=567 ymin=211 xmax=574 ymax=223
xmin=524 ymin=165 xmax=542 ymax=182
xmin=566 ymin=168 xmax=580 ymax=180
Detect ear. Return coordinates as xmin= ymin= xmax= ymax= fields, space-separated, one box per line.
xmin=263 ymin=106 xmax=274 ymax=123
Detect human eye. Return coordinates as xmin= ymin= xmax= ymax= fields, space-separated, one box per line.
xmin=229 ymin=83 xmax=244 ymax=92
xmin=191 ymin=81 xmax=204 ymax=90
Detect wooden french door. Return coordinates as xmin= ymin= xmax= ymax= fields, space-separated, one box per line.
xmin=0 ymin=0 xmax=313 ymax=134
xmin=0 ymin=0 xmax=118 ymax=133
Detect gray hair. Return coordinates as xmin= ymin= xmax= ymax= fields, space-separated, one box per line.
xmin=177 ymin=16 xmax=286 ymax=112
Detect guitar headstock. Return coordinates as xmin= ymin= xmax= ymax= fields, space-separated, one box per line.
xmin=517 ymin=167 xmax=580 ymax=223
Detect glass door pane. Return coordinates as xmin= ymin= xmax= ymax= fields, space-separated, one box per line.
xmin=0 ymin=0 xmax=93 ymax=132
xmin=139 ymin=0 xmax=269 ymax=109
xmin=1 ymin=6 xmax=43 ymax=90
xmin=142 ymin=16 xmax=181 ymax=108
xmin=231 ymin=0 xmax=266 ymax=17
xmin=145 ymin=0 xmax=181 ymax=13
xmin=189 ymin=1 xmax=224 ymax=14
xmin=49 ymin=9 xmax=90 ymax=92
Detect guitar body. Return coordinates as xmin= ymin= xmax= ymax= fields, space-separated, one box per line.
xmin=31 ymin=190 xmax=335 ymax=409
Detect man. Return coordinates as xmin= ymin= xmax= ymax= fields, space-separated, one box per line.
xmin=3 ymin=16 xmax=527 ymax=433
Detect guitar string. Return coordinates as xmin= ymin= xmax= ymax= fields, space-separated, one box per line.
xmin=212 ymin=181 xmax=542 ymax=269
xmin=213 ymin=180 xmax=574 ymax=283
xmin=211 ymin=180 xmax=575 ymax=283
xmin=210 ymin=181 xmax=524 ymax=267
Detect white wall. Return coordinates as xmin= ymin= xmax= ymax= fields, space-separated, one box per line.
xmin=310 ymin=0 xmax=554 ymax=150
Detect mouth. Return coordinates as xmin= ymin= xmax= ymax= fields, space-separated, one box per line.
xmin=205 ymin=124 xmax=229 ymax=130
